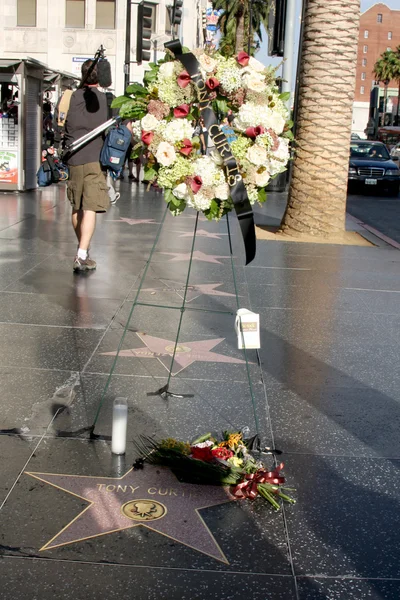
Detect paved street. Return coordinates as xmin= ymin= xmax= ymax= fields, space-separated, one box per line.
xmin=0 ymin=181 xmax=400 ymax=599
xmin=347 ymin=191 xmax=400 ymax=245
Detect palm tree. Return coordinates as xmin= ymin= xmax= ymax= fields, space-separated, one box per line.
xmin=213 ymin=0 xmax=269 ymax=56
xmin=373 ymin=50 xmax=400 ymax=123
xmin=281 ymin=0 xmax=360 ymax=236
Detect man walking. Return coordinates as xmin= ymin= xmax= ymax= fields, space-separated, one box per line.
xmin=64 ymin=59 xmax=109 ymax=272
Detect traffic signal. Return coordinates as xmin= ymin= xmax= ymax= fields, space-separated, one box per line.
xmin=268 ymin=0 xmax=286 ymax=57
xmin=172 ymin=0 xmax=183 ymax=26
xmin=137 ymin=2 xmax=153 ymax=64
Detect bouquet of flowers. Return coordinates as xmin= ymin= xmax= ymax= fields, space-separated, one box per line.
xmin=112 ymin=48 xmax=292 ymax=221
xmin=134 ymin=431 xmax=295 ymax=510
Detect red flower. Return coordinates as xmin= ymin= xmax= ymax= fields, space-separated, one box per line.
xmin=191 ymin=445 xmax=214 ymax=462
xmin=245 ymin=126 xmax=265 ymax=139
xmin=211 ymin=447 xmax=234 ymax=460
xmin=237 ymin=51 xmax=250 ymax=67
xmin=177 ymin=71 xmax=191 ymax=88
xmin=179 ymin=138 xmax=193 ymax=157
xmin=173 ymin=104 xmax=190 ymax=118
xmin=188 ymin=175 xmax=202 ymax=194
xmin=141 ymin=131 xmax=154 ymax=145
xmin=205 ymin=77 xmax=220 ymax=90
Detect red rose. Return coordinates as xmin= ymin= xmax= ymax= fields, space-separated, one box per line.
xmin=173 ymin=104 xmax=190 ymax=118
xmin=177 ymin=71 xmax=191 ymax=88
xmin=205 ymin=77 xmax=220 ymax=90
xmin=188 ymin=175 xmax=202 ymax=194
xmin=141 ymin=131 xmax=154 ymax=145
xmin=211 ymin=447 xmax=234 ymax=460
xmin=245 ymin=125 xmax=265 ymax=139
xmin=179 ymin=138 xmax=193 ymax=157
xmin=191 ymin=445 xmax=214 ymax=462
xmin=237 ymin=51 xmax=250 ymax=67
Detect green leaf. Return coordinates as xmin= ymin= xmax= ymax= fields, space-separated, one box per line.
xmin=257 ymin=187 xmax=267 ymax=204
xmin=191 ymin=433 xmax=212 ymax=445
xmin=279 ymin=92 xmax=291 ymax=102
xmin=125 ymin=83 xmax=147 ymax=96
xmin=164 ymin=188 xmax=175 ymax=205
xmin=143 ymin=70 xmax=158 ymax=85
xmin=215 ymin=98 xmax=228 ymax=114
xmin=110 ymin=95 xmax=132 ymax=108
xmin=283 ymin=130 xmax=294 ymax=141
xmin=143 ymin=167 xmax=157 ymax=182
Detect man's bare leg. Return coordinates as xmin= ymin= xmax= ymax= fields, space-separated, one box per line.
xmin=72 ymin=210 xmax=83 ymax=244
xmin=73 ymin=209 xmax=97 ymax=271
xmin=78 ymin=210 xmax=96 ymax=251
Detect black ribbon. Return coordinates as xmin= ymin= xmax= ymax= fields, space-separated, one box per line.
xmin=164 ymin=40 xmax=256 ymax=265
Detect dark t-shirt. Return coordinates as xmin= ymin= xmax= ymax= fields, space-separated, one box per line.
xmin=64 ymin=87 xmax=108 ymax=166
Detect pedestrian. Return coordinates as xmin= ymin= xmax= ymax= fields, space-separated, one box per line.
xmin=64 ymin=59 xmax=110 ymax=272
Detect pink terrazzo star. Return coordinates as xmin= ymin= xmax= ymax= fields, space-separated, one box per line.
xmin=160 ymin=251 xmax=230 ymax=264
xmin=141 ymin=280 xmax=237 ymax=303
xmin=109 ymin=218 xmax=159 ymax=225
xmin=26 ymin=466 xmax=234 ymax=562
xmin=101 ymin=332 xmax=247 ymax=375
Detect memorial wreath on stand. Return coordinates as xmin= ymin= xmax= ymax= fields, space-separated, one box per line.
xmin=112 ymin=43 xmax=293 ymax=264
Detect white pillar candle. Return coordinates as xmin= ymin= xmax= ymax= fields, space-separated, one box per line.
xmin=111 ymin=397 xmax=128 ymax=455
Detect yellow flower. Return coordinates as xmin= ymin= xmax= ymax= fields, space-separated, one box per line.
xmin=227 ymin=456 xmax=243 ymax=468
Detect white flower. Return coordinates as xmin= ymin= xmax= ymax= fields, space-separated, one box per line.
xmin=248 ymin=57 xmax=266 ymax=73
xmin=275 ymin=137 xmax=290 ymax=161
xmin=190 ymin=188 xmax=214 ymax=211
xmin=163 ymin=119 xmax=194 ymax=144
xmin=192 ymin=440 xmax=214 ymax=449
xmin=245 ymin=185 xmax=259 ymax=205
xmin=254 ymin=167 xmax=270 ymax=187
xmin=247 ymin=144 xmax=268 ymax=166
xmin=156 ymin=142 xmax=177 ymax=167
xmin=243 ymin=72 xmax=267 ymax=93
xmin=141 ymin=113 xmax=159 ymax=131
xmin=214 ymin=182 xmax=230 ymax=200
xmin=172 ymin=182 xmax=191 ymax=201
xmin=235 ymin=102 xmax=286 ymax=135
xmin=210 ymin=149 xmax=224 ymax=166
xmin=198 ymin=54 xmax=218 ymax=73
xmin=193 ymin=156 xmax=221 ymax=187
xmin=158 ymin=61 xmax=175 ymax=78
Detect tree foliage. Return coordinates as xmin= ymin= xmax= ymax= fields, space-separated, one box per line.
xmin=373 ymin=47 xmax=400 ymax=118
xmin=213 ymin=0 xmax=270 ymax=56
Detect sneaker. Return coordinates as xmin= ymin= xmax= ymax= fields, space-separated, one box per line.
xmin=73 ymin=256 xmax=97 ymax=272
xmin=110 ymin=192 xmax=120 ymax=205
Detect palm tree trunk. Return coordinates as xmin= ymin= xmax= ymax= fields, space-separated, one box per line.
xmin=281 ymin=0 xmax=360 ymax=236
xmin=235 ymin=12 xmax=246 ymax=53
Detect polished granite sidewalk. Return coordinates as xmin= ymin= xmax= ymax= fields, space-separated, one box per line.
xmin=0 ymin=181 xmax=400 ymax=599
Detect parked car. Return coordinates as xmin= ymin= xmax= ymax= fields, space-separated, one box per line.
xmin=390 ymin=142 xmax=400 ymax=160
xmin=348 ymin=141 xmax=400 ymax=196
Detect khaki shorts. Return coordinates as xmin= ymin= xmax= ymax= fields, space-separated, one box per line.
xmin=67 ymin=162 xmax=110 ymax=212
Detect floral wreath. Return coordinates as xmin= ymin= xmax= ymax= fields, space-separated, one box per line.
xmin=112 ymin=47 xmax=292 ymax=223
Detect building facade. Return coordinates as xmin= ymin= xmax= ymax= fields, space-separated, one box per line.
xmin=352 ymin=2 xmax=400 ymax=137
xmin=0 ymin=0 xmax=206 ymax=95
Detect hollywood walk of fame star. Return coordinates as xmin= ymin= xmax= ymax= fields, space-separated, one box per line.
xmin=25 ymin=466 xmax=234 ymax=562
xmin=160 ymin=251 xmax=230 ymax=264
xmin=175 ymin=230 xmax=228 ymax=240
xmin=101 ymin=332 xmax=247 ymax=375
xmin=108 ymin=218 xmax=159 ymax=225
xmin=141 ymin=280 xmax=238 ymax=303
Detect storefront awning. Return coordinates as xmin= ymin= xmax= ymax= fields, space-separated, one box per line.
xmin=0 ymin=59 xmax=21 ymax=69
